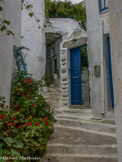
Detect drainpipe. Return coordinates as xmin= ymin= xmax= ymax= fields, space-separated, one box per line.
xmin=99 ymin=20 xmax=105 ymax=114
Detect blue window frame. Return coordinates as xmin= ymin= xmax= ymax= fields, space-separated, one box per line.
xmin=99 ymin=0 xmax=108 ymax=12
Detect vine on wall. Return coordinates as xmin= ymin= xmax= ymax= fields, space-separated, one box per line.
xmin=0 ymin=0 xmax=42 ymax=37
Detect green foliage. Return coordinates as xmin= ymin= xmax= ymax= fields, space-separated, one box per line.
xmin=44 ymin=73 xmax=51 ymax=87
xmin=0 ymin=71 xmax=55 ymax=161
xmin=81 ymin=46 xmax=88 ymax=70
xmin=45 ymin=0 xmax=86 ymax=29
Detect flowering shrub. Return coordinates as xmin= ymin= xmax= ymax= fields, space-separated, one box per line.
xmin=0 ymin=72 xmax=55 ymax=161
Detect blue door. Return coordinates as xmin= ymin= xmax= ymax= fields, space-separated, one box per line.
xmin=107 ymin=36 xmax=114 ymax=108
xmin=70 ymin=47 xmax=82 ymax=105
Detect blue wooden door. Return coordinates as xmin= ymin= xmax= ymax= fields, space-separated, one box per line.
xmin=107 ymin=36 xmax=114 ymax=108
xmin=70 ymin=47 xmax=82 ymax=105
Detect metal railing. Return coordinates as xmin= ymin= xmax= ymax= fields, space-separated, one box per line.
xmin=13 ymin=47 xmax=27 ymax=78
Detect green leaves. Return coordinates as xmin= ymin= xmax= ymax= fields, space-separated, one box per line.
xmin=0 ymin=72 xmax=55 ymax=159
xmin=3 ymin=20 xmax=10 ymax=25
xmin=45 ymin=0 xmax=86 ymax=29
xmin=0 ymin=143 xmax=4 ymax=148
xmin=10 ymin=148 xmax=20 ymax=156
xmin=29 ymin=12 xmax=33 ymax=17
xmin=0 ymin=6 xmax=2 ymax=11
xmin=3 ymin=137 xmax=15 ymax=147
xmin=0 ymin=148 xmax=3 ymax=156
xmin=0 ymin=26 xmax=6 ymax=31
xmin=13 ymin=140 xmax=24 ymax=149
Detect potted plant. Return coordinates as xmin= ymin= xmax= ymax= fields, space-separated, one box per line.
xmin=41 ymin=73 xmax=51 ymax=93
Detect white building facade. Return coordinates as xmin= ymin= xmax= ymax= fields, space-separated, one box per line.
xmin=0 ymin=0 xmax=21 ymax=104
xmin=86 ymin=0 xmax=114 ymax=118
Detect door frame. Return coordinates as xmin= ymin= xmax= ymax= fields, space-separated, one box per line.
xmin=107 ymin=36 xmax=114 ymax=109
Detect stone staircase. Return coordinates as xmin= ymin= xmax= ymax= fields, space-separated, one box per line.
xmin=41 ymin=86 xmax=118 ymax=162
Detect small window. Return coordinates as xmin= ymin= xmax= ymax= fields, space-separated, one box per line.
xmin=99 ymin=0 xmax=108 ymax=12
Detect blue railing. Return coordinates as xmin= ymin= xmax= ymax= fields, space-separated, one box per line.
xmin=99 ymin=0 xmax=108 ymax=12
xmin=14 ymin=48 xmax=27 ymax=78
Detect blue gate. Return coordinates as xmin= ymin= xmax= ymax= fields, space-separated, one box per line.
xmin=70 ymin=47 xmax=82 ymax=105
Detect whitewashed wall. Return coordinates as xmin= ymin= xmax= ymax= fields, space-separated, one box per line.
xmin=0 ymin=0 xmax=21 ymax=104
xmin=109 ymin=0 xmax=122 ymax=161
xmin=86 ymin=0 xmax=113 ymax=117
xmin=21 ymin=0 xmax=45 ymax=80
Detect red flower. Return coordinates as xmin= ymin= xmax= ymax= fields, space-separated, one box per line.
xmin=46 ymin=123 xmax=49 ymax=126
xmin=38 ymin=145 xmax=41 ymax=149
xmin=14 ymin=105 xmax=19 ymax=109
xmin=26 ymin=122 xmax=31 ymax=126
xmin=18 ymin=91 xmax=21 ymax=94
xmin=24 ymin=79 xmax=28 ymax=83
xmin=13 ymin=117 xmax=17 ymax=120
xmin=0 ymin=114 xmax=3 ymax=118
xmin=6 ymin=122 xmax=11 ymax=126
xmin=22 ymin=94 xmax=24 ymax=97
xmin=43 ymin=118 xmax=47 ymax=122
xmin=25 ymin=90 xmax=29 ymax=93
xmin=18 ymin=125 xmax=22 ymax=128
xmin=32 ymin=104 xmax=34 ymax=106
xmin=36 ymin=123 xmax=40 ymax=126
xmin=27 ymin=96 xmax=31 ymax=99
xmin=28 ymin=80 xmax=32 ymax=83
xmin=25 ymin=117 xmax=28 ymax=119
xmin=13 ymin=123 xmax=17 ymax=126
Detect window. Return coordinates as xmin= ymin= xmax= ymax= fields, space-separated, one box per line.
xmin=99 ymin=0 xmax=108 ymax=12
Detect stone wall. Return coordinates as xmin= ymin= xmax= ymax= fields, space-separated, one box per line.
xmin=0 ymin=0 xmax=21 ymax=104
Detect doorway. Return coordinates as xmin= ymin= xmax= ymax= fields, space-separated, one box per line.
xmin=70 ymin=45 xmax=89 ymax=106
xmin=106 ymin=36 xmax=114 ymax=109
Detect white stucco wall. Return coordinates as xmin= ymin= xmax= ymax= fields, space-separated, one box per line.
xmin=45 ymin=18 xmax=82 ymax=35
xmin=86 ymin=0 xmax=103 ymax=117
xmin=86 ymin=0 xmax=113 ymax=117
xmin=0 ymin=0 xmax=21 ymax=104
xmin=21 ymin=0 xmax=45 ymax=80
xmin=109 ymin=0 xmax=122 ymax=161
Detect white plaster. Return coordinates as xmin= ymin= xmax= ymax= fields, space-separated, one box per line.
xmin=45 ymin=18 xmax=82 ymax=35
xmin=0 ymin=0 xmax=21 ymax=104
xmin=21 ymin=0 xmax=45 ymax=80
xmin=86 ymin=0 xmax=114 ymax=117
xmin=109 ymin=0 xmax=122 ymax=161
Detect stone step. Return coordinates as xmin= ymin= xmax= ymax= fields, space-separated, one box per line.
xmin=47 ymin=144 xmax=117 ymax=155
xmin=49 ymin=125 xmax=116 ymax=145
xmin=55 ymin=118 xmax=116 ymax=134
xmin=57 ymin=113 xmax=93 ymax=120
xmin=40 ymin=153 xmax=118 ymax=162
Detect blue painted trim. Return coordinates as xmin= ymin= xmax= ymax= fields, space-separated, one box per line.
xmin=107 ymin=36 xmax=114 ymax=108
xmin=99 ymin=0 xmax=108 ymax=13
